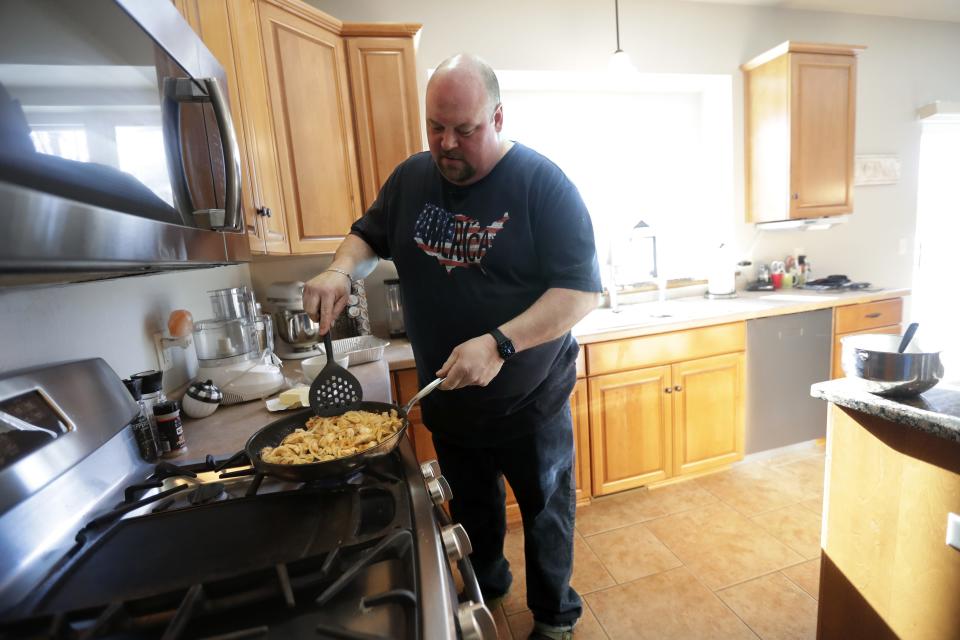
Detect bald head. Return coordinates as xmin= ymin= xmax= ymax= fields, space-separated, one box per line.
xmin=425 ymin=53 xmax=507 ymax=185
xmin=429 ymin=53 xmax=500 ymax=117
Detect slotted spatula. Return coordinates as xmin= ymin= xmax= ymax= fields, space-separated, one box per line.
xmin=309 ymin=332 xmax=363 ymax=413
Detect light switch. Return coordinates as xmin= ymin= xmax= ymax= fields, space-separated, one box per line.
xmin=948 ymin=512 xmax=960 ymax=551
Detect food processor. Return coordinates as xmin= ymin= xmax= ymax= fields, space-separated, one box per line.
xmin=192 ymin=287 xmax=284 ymax=404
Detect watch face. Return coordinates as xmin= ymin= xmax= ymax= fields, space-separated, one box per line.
xmin=498 ymin=340 xmax=516 ymax=359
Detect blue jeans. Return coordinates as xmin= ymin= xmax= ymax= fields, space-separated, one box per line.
xmin=431 ymin=404 xmax=582 ymax=626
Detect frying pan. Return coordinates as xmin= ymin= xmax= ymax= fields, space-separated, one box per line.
xmin=245 ymin=378 xmax=444 ymax=482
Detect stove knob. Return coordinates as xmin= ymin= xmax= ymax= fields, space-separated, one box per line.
xmin=441 ymin=523 xmax=472 ymax=561
xmin=420 ymin=459 xmax=441 ymax=481
xmin=457 ymin=601 xmax=497 ymax=640
xmin=426 ymin=475 xmax=452 ymax=505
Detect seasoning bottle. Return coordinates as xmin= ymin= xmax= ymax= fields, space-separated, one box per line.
xmin=122 ymin=378 xmax=159 ymax=462
xmin=154 ymin=400 xmax=187 ymax=457
xmin=133 ymin=370 xmax=165 ymax=431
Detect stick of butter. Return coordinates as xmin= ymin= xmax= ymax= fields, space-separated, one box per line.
xmin=278 ymin=386 xmax=309 ymax=408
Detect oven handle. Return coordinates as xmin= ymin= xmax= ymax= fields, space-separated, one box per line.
xmin=204 ymin=77 xmax=242 ymax=232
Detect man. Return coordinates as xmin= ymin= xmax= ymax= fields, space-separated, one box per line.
xmin=303 ymin=54 xmax=600 ymax=640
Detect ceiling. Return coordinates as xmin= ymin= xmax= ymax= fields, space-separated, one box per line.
xmin=687 ymin=0 xmax=960 ymax=23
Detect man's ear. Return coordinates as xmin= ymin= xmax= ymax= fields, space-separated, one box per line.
xmin=492 ymin=103 xmax=504 ymax=132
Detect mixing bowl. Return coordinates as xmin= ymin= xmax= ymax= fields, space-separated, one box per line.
xmin=840 ymin=333 xmax=944 ymax=397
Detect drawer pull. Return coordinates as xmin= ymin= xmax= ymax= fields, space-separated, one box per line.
xmin=865 ymin=312 xmax=882 ymax=318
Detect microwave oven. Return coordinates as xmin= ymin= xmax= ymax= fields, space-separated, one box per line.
xmin=0 ymin=0 xmax=249 ymax=282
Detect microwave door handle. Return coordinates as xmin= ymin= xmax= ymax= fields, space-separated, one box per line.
xmin=203 ymin=77 xmax=242 ymax=232
xmin=161 ymin=77 xmax=198 ymax=227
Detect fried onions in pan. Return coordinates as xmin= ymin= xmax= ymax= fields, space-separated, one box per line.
xmin=259 ymin=409 xmax=403 ymax=465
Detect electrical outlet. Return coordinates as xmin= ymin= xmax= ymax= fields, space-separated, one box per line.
xmin=948 ymin=512 xmax=960 ymax=551
xmin=154 ymin=333 xmax=173 ymax=372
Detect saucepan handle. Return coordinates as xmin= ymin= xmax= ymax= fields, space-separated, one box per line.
xmin=403 ymin=377 xmax=445 ymax=415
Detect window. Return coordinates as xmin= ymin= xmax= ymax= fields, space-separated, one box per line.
xmin=496 ymin=71 xmax=734 ymax=286
xmin=115 ymin=125 xmax=174 ymax=206
xmin=913 ymin=120 xmax=960 ymax=379
xmin=29 ymin=125 xmax=89 ymax=161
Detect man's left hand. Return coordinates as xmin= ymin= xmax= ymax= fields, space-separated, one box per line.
xmin=437 ymin=334 xmax=504 ymax=390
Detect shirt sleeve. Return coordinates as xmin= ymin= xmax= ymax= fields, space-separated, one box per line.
xmin=532 ymin=175 xmax=603 ymax=293
xmin=349 ymin=166 xmax=401 ymax=260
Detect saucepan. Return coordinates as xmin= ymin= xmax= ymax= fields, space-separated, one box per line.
xmin=244 ymin=378 xmax=444 ymax=482
xmin=840 ymin=332 xmax=943 ymax=397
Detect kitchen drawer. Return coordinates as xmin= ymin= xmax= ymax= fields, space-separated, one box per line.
xmin=832 ymin=324 xmax=901 ymax=379
xmin=586 ymin=322 xmax=746 ymax=376
xmin=834 ymin=298 xmax=903 ymax=334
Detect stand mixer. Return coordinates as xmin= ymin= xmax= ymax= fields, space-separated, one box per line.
xmin=266 ymin=281 xmax=323 ymax=359
xmin=193 ymin=287 xmax=285 ymax=404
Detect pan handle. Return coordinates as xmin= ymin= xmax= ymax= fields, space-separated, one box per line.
xmin=402 ymin=377 xmax=445 ymax=415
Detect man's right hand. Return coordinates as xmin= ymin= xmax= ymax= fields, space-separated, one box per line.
xmin=302 ymin=270 xmax=352 ymax=335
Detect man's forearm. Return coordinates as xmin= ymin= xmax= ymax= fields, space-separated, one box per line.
xmin=329 ymin=233 xmax=380 ymax=280
xmin=499 ymin=288 xmax=600 ymax=353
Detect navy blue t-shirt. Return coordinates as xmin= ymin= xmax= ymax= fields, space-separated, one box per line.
xmin=351 ymin=143 xmax=601 ymax=446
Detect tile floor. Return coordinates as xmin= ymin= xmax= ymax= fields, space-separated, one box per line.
xmin=489 ymin=440 xmax=825 ymax=640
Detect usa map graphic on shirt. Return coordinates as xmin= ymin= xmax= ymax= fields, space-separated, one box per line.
xmin=413 ymin=203 xmax=510 ymax=273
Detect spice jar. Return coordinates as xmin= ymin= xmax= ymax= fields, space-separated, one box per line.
xmin=122 ymin=378 xmax=159 ymax=462
xmin=154 ymin=400 xmax=187 ymax=457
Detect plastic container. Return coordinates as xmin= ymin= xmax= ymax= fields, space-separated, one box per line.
xmin=154 ymin=400 xmax=187 ymax=457
xmin=132 ymin=369 xmax=165 ymax=430
xmin=122 ymin=378 xmax=159 ymax=462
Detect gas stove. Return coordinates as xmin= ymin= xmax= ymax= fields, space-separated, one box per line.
xmin=0 ymin=359 xmax=495 ymax=639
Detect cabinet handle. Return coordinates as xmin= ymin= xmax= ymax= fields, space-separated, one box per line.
xmin=256 ymin=206 xmax=272 ymax=218
xmin=865 ymin=312 xmax=881 ymax=318
xmin=664 ymin=387 xmax=673 ymax=394
xmin=674 ymin=385 xmax=683 ymax=392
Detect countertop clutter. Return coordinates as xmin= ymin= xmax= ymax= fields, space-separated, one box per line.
xmin=811 ymin=378 xmax=960 ymax=443
xmin=383 ymin=287 xmax=911 ymax=371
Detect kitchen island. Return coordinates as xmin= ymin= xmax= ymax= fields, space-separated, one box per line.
xmin=810 ymin=379 xmax=960 ymax=640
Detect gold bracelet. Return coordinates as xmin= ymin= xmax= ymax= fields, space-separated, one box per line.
xmin=325 ymin=267 xmax=353 ymax=286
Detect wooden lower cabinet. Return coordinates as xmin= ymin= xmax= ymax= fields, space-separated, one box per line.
xmin=393 ymin=369 xmax=590 ymax=528
xmin=589 ymin=353 xmax=745 ymax=496
xmin=672 ymin=352 xmax=744 ymax=476
xmin=831 ymin=297 xmax=904 ymax=379
xmin=832 ymin=324 xmax=901 ymax=379
xmin=589 ymin=366 xmax=673 ymax=495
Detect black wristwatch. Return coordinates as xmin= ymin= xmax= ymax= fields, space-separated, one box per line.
xmin=489 ymin=328 xmax=516 ymax=360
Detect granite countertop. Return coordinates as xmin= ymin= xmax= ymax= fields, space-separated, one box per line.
xmin=179 ymin=358 xmax=393 ymax=459
xmin=811 ymin=378 xmax=960 ymax=443
xmin=382 ymin=287 xmax=911 ymax=371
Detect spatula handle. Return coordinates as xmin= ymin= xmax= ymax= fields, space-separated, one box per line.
xmin=323 ymin=331 xmax=335 ymax=363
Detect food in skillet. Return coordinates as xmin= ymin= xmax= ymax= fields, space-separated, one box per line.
xmin=260 ymin=409 xmax=403 ymax=464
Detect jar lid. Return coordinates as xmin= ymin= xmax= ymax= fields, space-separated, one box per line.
xmin=153 ymin=400 xmax=180 ymax=417
xmin=187 ymin=379 xmax=223 ymax=404
xmin=132 ymin=369 xmax=163 ymax=394
xmin=122 ymin=378 xmax=142 ymax=401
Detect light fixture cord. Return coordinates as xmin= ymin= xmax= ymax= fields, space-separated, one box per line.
xmin=614 ymin=0 xmax=622 ymax=51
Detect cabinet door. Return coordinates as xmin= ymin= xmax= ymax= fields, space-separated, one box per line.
xmin=672 ymin=353 xmax=744 ymax=476
xmin=571 ymin=378 xmax=591 ymax=503
xmin=589 ymin=366 xmax=673 ymax=495
xmin=258 ymin=1 xmax=362 ymax=254
xmin=345 ymin=36 xmax=422 ymax=211
xmin=790 ymin=52 xmax=856 ymax=218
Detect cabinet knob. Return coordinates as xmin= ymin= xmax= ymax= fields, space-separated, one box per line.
xmin=665 ymin=387 xmax=673 ymax=394
xmin=792 ymin=192 xmax=799 ymax=200
xmin=256 ymin=206 xmax=272 ymax=218
xmin=674 ymin=385 xmax=683 ymax=392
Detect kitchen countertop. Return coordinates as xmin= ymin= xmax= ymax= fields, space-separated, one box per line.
xmin=180 ymin=358 xmax=392 ymax=458
xmin=811 ymin=378 xmax=960 ymax=443
xmin=382 ymin=287 xmax=911 ymax=370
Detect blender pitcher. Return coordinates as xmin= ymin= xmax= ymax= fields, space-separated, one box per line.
xmin=384 ymin=279 xmax=405 ymax=338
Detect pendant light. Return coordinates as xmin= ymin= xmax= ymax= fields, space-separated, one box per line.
xmin=608 ymin=0 xmax=636 ymax=73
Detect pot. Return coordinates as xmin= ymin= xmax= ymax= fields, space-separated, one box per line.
xmin=840 ymin=333 xmax=944 ymax=397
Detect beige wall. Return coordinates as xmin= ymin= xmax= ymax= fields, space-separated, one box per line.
xmin=309 ymin=0 xmax=960 ymax=293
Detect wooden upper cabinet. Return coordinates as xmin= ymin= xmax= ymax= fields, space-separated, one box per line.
xmin=343 ymin=31 xmax=423 ymax=211
xmin=173 ymin=0 xmax=289 ymax=254
xmin=742 ymin=42 xmax=864 ymax=223
xmin=258 ymin=1 xmax=362 ymax=254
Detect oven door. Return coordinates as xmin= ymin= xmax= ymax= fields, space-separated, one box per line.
xmin=0 ymin=0 xmax=248 ymax=275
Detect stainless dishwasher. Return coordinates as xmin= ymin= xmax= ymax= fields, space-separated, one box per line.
xmin=746 ymin=309 xmax=832 ymax=454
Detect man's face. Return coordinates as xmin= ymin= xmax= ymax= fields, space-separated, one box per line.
xmin=425 ymin=72 xmax=503 ymax=186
